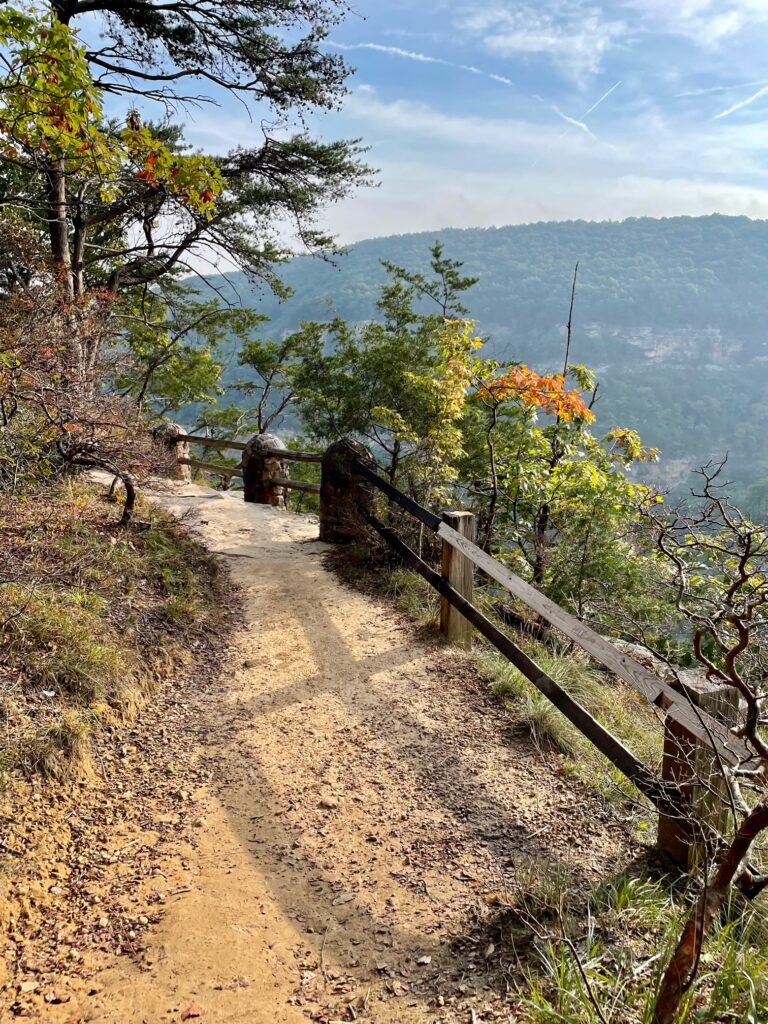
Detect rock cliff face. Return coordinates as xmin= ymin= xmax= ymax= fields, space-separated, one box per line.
xmin=585 ymin=324 xmax=747 ymax=367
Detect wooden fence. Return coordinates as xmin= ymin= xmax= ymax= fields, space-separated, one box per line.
xmin=158 ymin=430 xmax=751 ymax=868
xmin=171 ymin=431 xmax=321 ymax=503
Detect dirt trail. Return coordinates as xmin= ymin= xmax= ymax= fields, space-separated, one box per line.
xmin=5 ymin=484 xmax=639 ymax=1023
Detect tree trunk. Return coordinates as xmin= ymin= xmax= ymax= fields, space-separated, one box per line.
xmin=118 ymin=473 xmax=137 ymax=526
xmin=388 ymin=439 xmax=401 ymax=485
xmin=46 ymin=160 xmax=73 ymax=301
xmin=482 ymin=406 xmax=499 ymax=552
xmin=532 ymin=504 xmax=550 ymax=585
xmin=72 ymin=212 xmax=86 ymax=300
xmin=653 ymin=802 xmax=768 ymax=1024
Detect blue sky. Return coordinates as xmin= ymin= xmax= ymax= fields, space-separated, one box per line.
xmin=176 ymin=1 xmax=768 ymax=242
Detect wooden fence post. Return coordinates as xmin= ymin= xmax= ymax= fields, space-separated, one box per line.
xmin=242 ymin=433 xmax=288 ymax=507
xmin=153 ymin=422 xmax=191 ymax=482
xmin=657 ymin=670 xmax=741 ymax=868
xmin=319 ymin=439 xmax=374 ymax=543
xmin=440 ymin=511 xmax=476 ymax=649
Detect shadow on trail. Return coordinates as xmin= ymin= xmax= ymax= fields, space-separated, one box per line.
xmin=186 ymin=528 xmax=641 ymax=1017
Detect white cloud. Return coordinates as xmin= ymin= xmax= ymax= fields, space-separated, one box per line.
xmin=459 ymin=3 xmax=624 ymax=80
xmin=330 ymin=91 xmax=768 ymax=208
xmin=457 ymin=1 xmax=768 ymax=84
xmin=621 ymin=0 xmax=768 ymax=46
xmin=324 ymin=163 xmax=768 ymax=244
xmin=341 ymin=92 xmax=605 ymax=160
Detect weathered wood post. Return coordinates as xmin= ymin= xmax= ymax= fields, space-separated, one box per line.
xmin=657 ymin=670 xmax=741 ymax=867
xmin=319 ymin=439 xmax=374 ymax=543
xmin=440 ymin=511 xmax=476 ymax=649
xmin=242 ymin=433 xmax=289 ymax=507
xmin=152 ymin=422 xmax=191 ymax=482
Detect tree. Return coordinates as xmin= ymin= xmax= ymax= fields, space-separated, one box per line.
xmin=643 ymin=462 xmax=768 ymax=1024
xmin=0 ymin=2 xmax=370 ymax=302
xmin=116 ymin=283 xmax=264 ymax=417
xmin=0 ymin=234 xmax=155 ymax=523
xmin=0 ymin=11 xmax=224 ymax=302
xmin=234 ymin=326 xmax=324 ymax=435
xmin=460 ymin=356 xmax=659 ymax=624
xmin=293 ymin=244 xmax=480 ymax=494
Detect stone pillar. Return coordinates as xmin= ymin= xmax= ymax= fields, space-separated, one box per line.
xmin=319 ymin=439 xmax=375 ymax=543
xmin=242 ymin=433 xmax=289 ymax=507
xmin=153 ymin=422 xmax=191 ymax=482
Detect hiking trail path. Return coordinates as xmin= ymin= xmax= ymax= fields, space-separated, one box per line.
xmin=6 ymin=482 xmax=636 ymax=1023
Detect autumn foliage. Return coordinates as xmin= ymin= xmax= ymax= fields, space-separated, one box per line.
xmin=482 ymin=364 xmax=595 ymax=422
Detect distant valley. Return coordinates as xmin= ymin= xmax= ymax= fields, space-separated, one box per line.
xmin=205 ymin=214 xmax=768 ymax=508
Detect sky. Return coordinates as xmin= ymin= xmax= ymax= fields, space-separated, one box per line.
xmin=177 ymin=1 xmax=768 ymax=243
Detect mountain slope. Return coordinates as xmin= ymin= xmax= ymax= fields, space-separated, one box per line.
xmin=208 ymin=215 xmax=768 ymax=502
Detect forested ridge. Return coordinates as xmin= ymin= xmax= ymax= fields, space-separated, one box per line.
xmin=209 ymin=213 xmax=768 ymax=505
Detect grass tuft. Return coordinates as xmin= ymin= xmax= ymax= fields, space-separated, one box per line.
xmin=478 ymin=645 xmax=662 ymax=802
xmin=503 ymin=865 xmax=768 ymax=1024
xmin=19 ymin=710 xmax=95 ymax=781
xmin=384 ymin=567 xmax=440 ymax=629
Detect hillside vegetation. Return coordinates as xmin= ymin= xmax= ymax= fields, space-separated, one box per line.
xmin=208 ymin=214 xmax=768 ymax=505
xmin=0 ymin=480 xmax=225 ymax=783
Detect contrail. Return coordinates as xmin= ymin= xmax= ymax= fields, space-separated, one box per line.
xmin=677 ymin=79 xmax=768 ymax=98
xmin=530 ymin=79 xmax=622 ymax=168
xmin=714 ymin=83 xmax=768 ymax=119
xmin=326 ymin=41 xmax=513 ymax=88
xmin=552 ymin=105 xmax=600 ymax=142
xmin=555 ymin=80 xmax=622 ymax=142
xmin=582 ymin=79 xmax=623 ymax=117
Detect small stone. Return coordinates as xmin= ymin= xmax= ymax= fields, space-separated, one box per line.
xmin=319 ymin=796 xmax=339 ymax=810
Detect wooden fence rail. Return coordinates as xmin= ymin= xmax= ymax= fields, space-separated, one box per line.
xmin=175 ymin=433 xmax=323 ymax=463
xmin=351 ymin=456 xmax=753 ymax=868
xmin=178 ymin=458 xmax=243 ymax=479
xmin=157 ymin=428 xmax=751 ymax=867
xmin=163 ymin=432 xmax=322 ymax=503
xmin=353 ymin=458 xmax=751 ymax=769
xmin=269 ymin=476 xmax=321 ymax=495
xmin=175 ymin=434 xmax=247 ymax=452
xmin=367 ymin=512 xmax=683 ymax=818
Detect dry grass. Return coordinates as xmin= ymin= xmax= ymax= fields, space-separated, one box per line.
xmin=477 ymin=643 xmax=663 ymax=806
xmin=0 ymin=476 xmax=227 ymax=782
